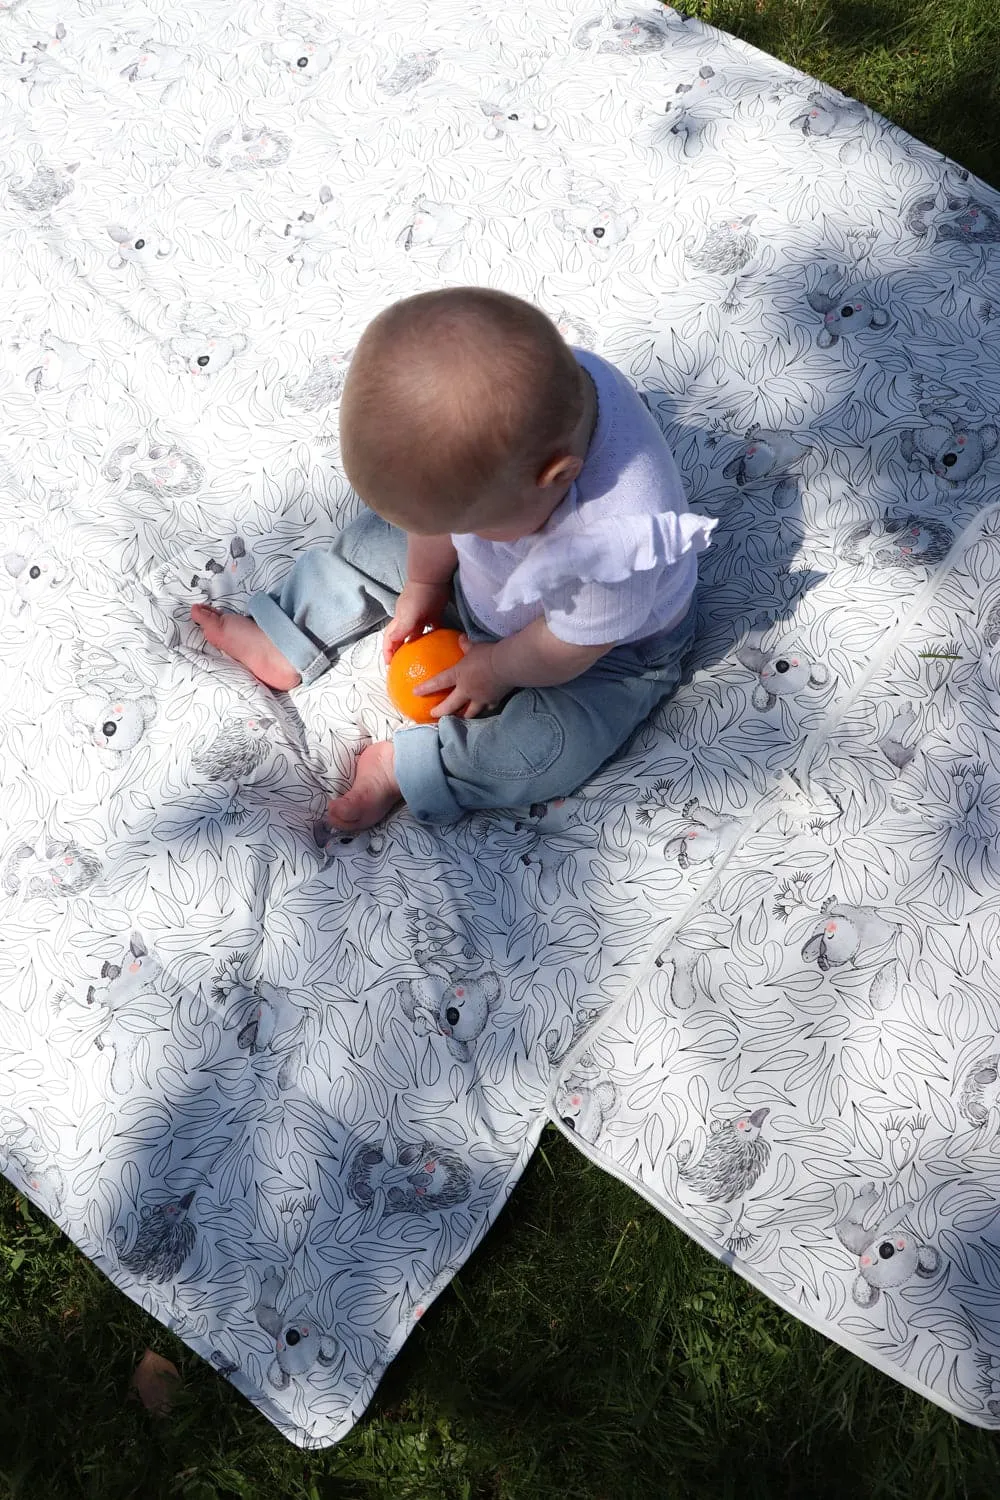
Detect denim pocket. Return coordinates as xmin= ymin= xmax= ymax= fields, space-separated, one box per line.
xmin=468 ymin=693 xmax=564 ymax=778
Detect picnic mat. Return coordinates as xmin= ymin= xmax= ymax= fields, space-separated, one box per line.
xmin=2 ymin=0 xmax=1000 ymax=1447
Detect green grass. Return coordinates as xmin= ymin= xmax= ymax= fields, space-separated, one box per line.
xmin=3 ymin=1131 xmax=1000 ymax=1498
xmin=684 ymin=0 xmax=1000 ymax=184
xmin=5 ymin=2 xmax=1000 ymax=1496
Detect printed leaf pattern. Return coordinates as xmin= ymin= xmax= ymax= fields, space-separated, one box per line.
xmin=2 ymin=0 xmax=1000 ymax=1448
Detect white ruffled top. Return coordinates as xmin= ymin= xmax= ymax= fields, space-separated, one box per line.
xmin=452 ymin=349 xmax=716 ymax=646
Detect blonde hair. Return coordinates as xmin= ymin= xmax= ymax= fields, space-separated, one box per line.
xmin=339 ymin=288 xmax=585 ymax=530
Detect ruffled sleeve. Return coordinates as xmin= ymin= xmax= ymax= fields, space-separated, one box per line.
xmin=493 ymin=510 xmax=717 ymax=614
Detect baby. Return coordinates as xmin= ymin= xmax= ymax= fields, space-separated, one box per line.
xmin=191 ymin=288 xmax=715 ymax=830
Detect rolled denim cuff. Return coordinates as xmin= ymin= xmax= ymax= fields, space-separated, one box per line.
xmin=393 ymin=724 xmax=464 ymax=823
xmin=246 ymin=591 xmax=331 ymax=686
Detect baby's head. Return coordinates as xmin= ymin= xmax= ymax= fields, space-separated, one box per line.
xmin=340 ymin=288 xmax=588 ymax=539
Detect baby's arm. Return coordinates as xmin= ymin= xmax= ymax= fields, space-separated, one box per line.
xmin=419 ymin=617 xmax=615 ymax=719
xmin=384 ymin=534 xmax=458 ymax=662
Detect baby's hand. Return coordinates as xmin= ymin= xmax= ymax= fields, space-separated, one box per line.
xmin=416 ymin=638 xmax=510 ymax=720
xmin=384 ymin=580 xmax=452 ymax=664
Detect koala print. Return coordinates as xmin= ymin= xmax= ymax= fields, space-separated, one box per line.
xmin=399 ymin=198 xmax=469 ymax=272
xmin=735 ymin=629 xmax=830 ymax=712
xmin=654 ymin=938 xmax=701 ymax=1008
xmin=16 ymin=21 xmax=68 ymax=101
xmin=266 ymin=37 xmax=333 ymax=80
xmin=215 ymin=962 xmax=309 ymax=1091
xmin=169 ymin=329 xmax=248 ymax=377
xmin=664 ymin=798 xmax=743 ymax=869
xmin=86 ymin=932 xmax=163 ymax=1092
xmin=834 ymin=1183 xmax=940 ymax=1308
xmin=2 ymin=838 xmax=101 ymax=902
xmin=900 ymin=408 xmax=998 ymax=488
xmin=554 ymin=194 xmax=638 ymax=255
xmin=22 ymin=332 xmax=94 ymax=395
xmin=346 ymin=1139 xmax=472 ymax=1217
xmin=877 ymin=702 xmax=919 ymax=772
xmin=556 ymin=1073 xmax=618 ymax=1143
xmin=70 ymin=692 xmax=156 ymax=755
xmin=805 ymin=267 xmax=890 ymax=348
xmin=958 ymin=1052 xmax=1000 ymax=1129
xmin=722 ymin=428 xmax=811 ymax=487
xmin=480 ymin=97 xmax=551 ymax=142
xmin=116 ymin=39 xmax=186 ymax=88
xmin=655 ymin=67 xmax=725 ymax=158
xmin=839 ymin=515 xmax=954 ymax=570
xmin=116 ymin=1190 xmax=196 ymax=1282
xmin=790 ymin=90 xmax=865 ymax=138
xmin=103 ymin=438 xmax=205 ymax=499
xmin=800 ymin=898 xmax=901 ymax=1010
xmin=677 ymin=1108 xmax=772 ymax=1202
xmin=190 ymin=711 xmax=275 ymax=782
xmin=378 ymin=49 xmax=440 ymax=95
xmin=572 ymin=13 xmax=670 ymax=54
xmin=0 ymin=1109 xmax=65 ymax=1215
xmin=205 ymin=125 xmax=291 ymax=171
xmin=285 ymin=353 xmax=348 ymax=412
xmin=191 ymin=537 xmax=253 ymax=601
xmin=8 ymin=161 xmax=75 ymax=213
xmin=255 ymin=1267 xmax=337 ymax=1389
xmin=283 ymin=185 xmax=344 ymax=285
xmin=313 ymin=820 xmax=387 ymax=861
xmin=3 ymin=529 xmax=67 ymax=614
xmin=397 ymin=971 xmax=502 ymax=1061
xmin=106 ymin=224 xmax=172 ymax=269
xmin=510 ymin=797 xmax=593 ymax=904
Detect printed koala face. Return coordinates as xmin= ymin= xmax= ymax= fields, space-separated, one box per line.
xmin=107 ymin=225 xmax=170 ymax=266
xmin=171 ymin=334 xmax=242 ymax=375
xmin=559 ymin=202 xmax=636 ymax=250
xmin=88 ymin=937 xmax=161 ymax=1009
xmin=80 ymin=697 xmax=151 ymax=752
xmin=757 ymin=654 xmax=815 ymax=697
xmin=403 ymin=200 xmax=466 ymax=250
xmin=804 ymin=913 xmax=861 ymax=968
xmin=271 ymin=39 xmax=332 ymax=77
xmin=820 ymin=296 xmax=879 ymax=340
xmin=437 ymin=981 xmax=491 ymax=1042
xmin=481 ymin=101 xmax=549 ymax=140
xmin=274 ymin=1319 xmax=325 ymax=1375
xmin=857 ymin=1230 xmax=922 ymax=1290
xmin=557 ymin=1083 xmax=608 ymax=1140
xmin=4 ymin=533 xmax=65 ymax=612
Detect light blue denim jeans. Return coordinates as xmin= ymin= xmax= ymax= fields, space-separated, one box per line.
xmin=248 ymin=512 xmax=698 ymax=823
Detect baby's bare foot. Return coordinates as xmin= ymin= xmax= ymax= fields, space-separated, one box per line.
xmin=326 ymin=740 xmax=402 ymax=832
xmin=191 ymin=604 xmax=301 ymax=691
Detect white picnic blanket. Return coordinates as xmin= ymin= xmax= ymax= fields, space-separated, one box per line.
xmin=2 ymin=0 xmax=1000 ymax=1447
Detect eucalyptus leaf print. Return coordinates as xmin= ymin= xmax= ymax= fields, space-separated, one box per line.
xmin=5 ymin=0 xmax=1000 ymax=1450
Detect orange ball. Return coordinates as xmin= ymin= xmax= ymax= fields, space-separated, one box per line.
xmin=386 ymin=628 xmax=465 ymax=722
